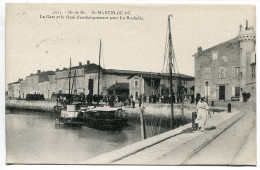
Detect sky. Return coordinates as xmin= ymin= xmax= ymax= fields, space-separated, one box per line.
xmin=5 ymin=4 xmax=256 ymax=87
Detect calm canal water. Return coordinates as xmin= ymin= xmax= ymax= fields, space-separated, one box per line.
xmin=6 ymin=110 xmax=168 ymax=164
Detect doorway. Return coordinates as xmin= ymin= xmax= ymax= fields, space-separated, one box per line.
xmin=219 ymin=85 xmax=225 ymax=100
xmin=88 ymin=79 xmax=94 ymax=96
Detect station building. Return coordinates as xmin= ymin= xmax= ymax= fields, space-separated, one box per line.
xmin=194 ymin=21 xmax=256 ymax=102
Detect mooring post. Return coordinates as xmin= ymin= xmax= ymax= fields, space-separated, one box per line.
xmin=140 ymin=107 xmax=146 ymax=140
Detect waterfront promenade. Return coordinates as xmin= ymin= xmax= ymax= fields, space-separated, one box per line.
xmin=83 ymin=102 xmax=256 ymax=165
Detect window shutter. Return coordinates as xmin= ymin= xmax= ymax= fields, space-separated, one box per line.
xmin=232 ymin=86 xmax=235 ymax=96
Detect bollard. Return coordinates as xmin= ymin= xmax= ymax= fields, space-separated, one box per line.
xmin=192 ymin=112 xmax=198 ymax=128
xmin=228 ymin=103 xmax=231 ymax=113
xmin=211 ymin=101 xmax=214 ymax=106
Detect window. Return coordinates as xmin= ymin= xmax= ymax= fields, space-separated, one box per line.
xmin=234 ymin=67 xmax=240 ymax=78
xmin=219 ymin=67 xmax=225 ymax=78
xmin=212 ymin=51 xmax=218 ymax=60
xmin=252 ymin=65 xmax=256 ymax=79
xmin=134 ymin=80 xmax=139 ymax=87
xmin=151 ymin=80 xmax=154 ymax=87
xmin=204 ymin=68 xmax=210 ymax=79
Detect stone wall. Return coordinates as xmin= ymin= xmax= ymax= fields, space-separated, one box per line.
xmin=6 ymin=99 xmax=56 ymax=112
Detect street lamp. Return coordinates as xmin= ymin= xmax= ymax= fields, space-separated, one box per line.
xmin=205 ymin=81 xmax=209 ymax=104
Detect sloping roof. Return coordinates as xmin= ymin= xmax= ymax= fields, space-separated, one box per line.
xmin=56 ymin=63 xmax=101 ymax=73
xmin=193 ymin=37 xmax=238 ymax=57
xmin=84 ymin=63 xmax=102 ymax=73
xmin=107 ymin=83 xmax=129 ymax=91
xmin=102 ymin=69 xmax=194 ymax=80
xmin=8 ymin=78 xmax=23 ymax=85
xmin=8 ymin=81 xmax=21 ymax=85
xmin=127 ymin=74 xmax=162 ymax=79
xmin=127 ymin=72 xmax=194 ymax=80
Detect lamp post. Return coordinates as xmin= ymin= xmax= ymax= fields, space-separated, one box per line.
xmin=205 ymin=81 xmax=209 ymax=104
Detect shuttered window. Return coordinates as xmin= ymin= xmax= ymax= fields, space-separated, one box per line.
xmin=219 ymin=67 xmax=225 ymax=79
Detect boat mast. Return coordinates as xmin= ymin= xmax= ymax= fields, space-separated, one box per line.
xmin=71 ymin=71 xmax=76 ymax=95
xmin=68 ymin=58 xmax=72 ymax=95
xmin=140 ymin=74 xmax=146 ymax=140
xmin=168 ymin=15 xmax=174 ymax=129
xmin=97 ymin=39 xmax=102 ymax=106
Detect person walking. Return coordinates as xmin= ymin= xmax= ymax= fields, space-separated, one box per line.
xmin=195 ymin=97 xmax=209 ymax=132
xmin=138 ymin=94 xmax=142 ymax=107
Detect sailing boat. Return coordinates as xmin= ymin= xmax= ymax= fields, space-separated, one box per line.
xmin=78 ymin=39 xmax=128 ymax=130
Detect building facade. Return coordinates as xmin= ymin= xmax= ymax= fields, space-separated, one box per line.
xmin=194 ymin=21 xmax=256 ymax=102
xmin=8 ymin=60 xmax=195 ymax=101
xmin=7 ymin=79 xmax=23 ymax=99
xmin=128 ymin=73 xmax=194 ymax=101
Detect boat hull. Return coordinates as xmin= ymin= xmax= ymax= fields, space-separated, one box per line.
xmin=79 ymin=117 xmax=128 ymax=131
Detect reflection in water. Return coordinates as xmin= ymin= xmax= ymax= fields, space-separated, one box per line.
xmin=6 ymin=110 xmax=168 ymax=164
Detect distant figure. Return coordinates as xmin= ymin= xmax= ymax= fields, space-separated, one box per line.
xmin=190 ymin=94 xmax=195 ymax=104
xmin=132 ymin=100 xmax=135 ymax=108
xmin=161 ymin=95 xmax=164 ymax=103
xmin=128 ymin=97 xmax=131 ymax=106
xmin=149 ymin=95 xmax=152 ymax=103
xmin=153 ymin=94 xmax=157 ymax=103
xmin=138 ymin=94 xmax=142 ymax=107
xmin=195 ymin=93 xmax=201 ymax=105
xmin=143 ymin=94 xmax=147 ymax=103
xmin=195 ymin=97 xmax=209 ymax=132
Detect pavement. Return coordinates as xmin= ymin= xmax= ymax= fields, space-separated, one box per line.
xmin=82 ymin=102 xmax=256 ymax=165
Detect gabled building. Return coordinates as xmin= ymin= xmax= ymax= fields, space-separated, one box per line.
xmin=127 ymin=73 xmax=194 ymax=101
xmin=194 ymin=21 xmax=256 ymax=102
xmin=7 ymin=78 xmax=23 ymax=99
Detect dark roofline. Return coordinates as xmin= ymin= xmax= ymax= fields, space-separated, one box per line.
xmin=28 ymin=70 xmax=55 ymax=76
xmin=126 ymin=72 xmax=194 ymax=80
xmin=193 ymin=37 xmax=238 ymax=57
xmin=55 ymin=65 xmax=87 ymax=72
xmin=8 ymin=81 xmax=21 ymax=85
xmin=103 ymin=69 xmax=194 ymax=80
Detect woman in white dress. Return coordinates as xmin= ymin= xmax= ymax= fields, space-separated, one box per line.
xmin=195 ymin=97 xmax=209 ymax=132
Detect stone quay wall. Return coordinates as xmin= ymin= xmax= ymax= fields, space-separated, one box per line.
xmin=5 ymin=99 xmax=57 ymax=112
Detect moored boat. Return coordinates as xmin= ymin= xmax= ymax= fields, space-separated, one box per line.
xmin=78 ymin=107 xmax=128 ymax=131
xmin=59 ymin=104 xmax=84 ymax=127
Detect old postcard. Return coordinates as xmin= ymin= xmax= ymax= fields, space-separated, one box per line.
xmin=5 ymin=3 xmax=256 ymax=165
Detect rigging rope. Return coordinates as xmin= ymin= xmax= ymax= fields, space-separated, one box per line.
xmin=163 ymin=29 xmax=169 ymax=73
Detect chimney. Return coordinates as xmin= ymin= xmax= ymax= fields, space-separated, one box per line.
xmin=37 ymin=70 xmax=41 ymax=74
xmin=87 ymin=60 xmax=90 ymax=65
xmin=197 ymin=46 xmax=202 ymax=53
xmin=239 ymin=24 xmax=242 ymax=31
xmin=246 ymin=20 xmax=248 ymax=30
xmin=79 ymin=62 xmax=82 ymax=66
xmin=56 ymin=68 xmax=59 ymax=71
